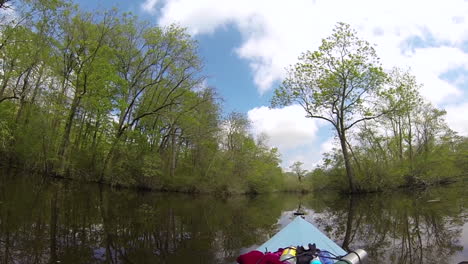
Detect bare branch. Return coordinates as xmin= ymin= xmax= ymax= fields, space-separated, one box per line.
xmin=0 ymin=95 xmax=19 ymax=103
xmin=345 ymin=112 xmax=386 ymax=131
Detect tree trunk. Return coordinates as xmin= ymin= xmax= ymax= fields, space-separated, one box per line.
xmin=57 ymin=93 xmax=82 ymax=173
xmin=90 ymin=117 xmax=101 ymax=171
xmin=100 ymin=131 xmax=123 ymax=183
xmin=50 ymin=74 xmax=72 ymax=139
xmin=170 ymin=127 xmax=177 ymax=178
xmin=407 ymin=113 xmax=414 ymax=171
xmin=398 ymin=116 xmax=403 ymax=160
xmin=73 ymin=111 xmax=87 ymax=152
xmin=23 ymin=66 xmax=44 ymax=125
xmin=339 ymin=131 xmax=357 ymax=193
xmin=14 ymin=66 xmax=34 ymax=123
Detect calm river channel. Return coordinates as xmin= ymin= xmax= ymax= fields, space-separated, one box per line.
xmin=0 ymin=170 xmax=467 ymax=263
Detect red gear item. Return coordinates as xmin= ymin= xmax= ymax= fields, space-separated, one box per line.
xmin=237 ymin=250 xmax=285 ymax=264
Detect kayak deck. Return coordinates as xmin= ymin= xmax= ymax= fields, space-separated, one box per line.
xmin=257 ymin=216 xmax=347 ymax=257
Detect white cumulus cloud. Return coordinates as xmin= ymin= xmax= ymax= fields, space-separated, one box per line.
xmin=248 ymin=105 xmax=330 ymax=170
xmin=151 ymin=0 xmax=468 ymax=96
xmin=140 ymin=0 xmax=159 ymax=13
xmin=248 ymin=105 xmax=319 ymax=150
xmin=446 ymin=102 xmax=468 ymax=136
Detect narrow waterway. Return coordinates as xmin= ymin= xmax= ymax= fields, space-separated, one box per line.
xmin=0 ymin=170 xmax=467 ymax=263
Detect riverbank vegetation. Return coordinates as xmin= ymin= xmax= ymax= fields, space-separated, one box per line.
xmin=306 ymin=101 xmax=468 ymax=192
xmin=1 ymin=1 xmax=466 ymax=194
xmin=0 ymin=0 xmax=282 ymax=194
xmin=275 ymin=24 xmax=468 ymax=193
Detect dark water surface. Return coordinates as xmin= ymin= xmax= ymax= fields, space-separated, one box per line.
xmin=0 ymin=170 xmax=467 ymax=264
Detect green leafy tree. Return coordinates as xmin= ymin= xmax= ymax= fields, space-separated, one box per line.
xmin=381 ymin=68 xmax=422 ymax=163
xmin=54 ymin=10 xmax=117 ymax=173
xmin=290 ymin=161 xmax=307 ymax=183
xmin=272 ymin=22 xmax=387 ymax=193
xmin=0 ymin=0 xmax=286 ymax=193
xmin=101 ymin=19 xmax=203 ymax=181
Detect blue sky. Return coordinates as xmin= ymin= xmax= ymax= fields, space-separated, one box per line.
xmin=72 ymin=0 xmax=468 ymax=170
xmin=76 ymin=0 xmax=271 ymax=114
xmin=196 ymin=25 xmax=276 ymax=113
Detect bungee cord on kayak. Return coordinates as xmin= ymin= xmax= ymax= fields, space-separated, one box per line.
xmin=236 ymin=217 xmax=368 ymax=264
xmin=239 ymin=246 xmax=366 ymax=264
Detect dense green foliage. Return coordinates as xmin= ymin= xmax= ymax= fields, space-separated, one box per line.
xmin=274 ymin=23 xmax=468 ymax=193
xmin=0 ymin=0 xmax=283 ymax=193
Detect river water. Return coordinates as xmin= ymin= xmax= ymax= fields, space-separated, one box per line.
xmin=0 ymin=170 xmax=467 ymax=264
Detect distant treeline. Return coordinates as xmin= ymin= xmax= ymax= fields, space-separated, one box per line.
xmin=0 ymin=0 xmax=283 ymax=194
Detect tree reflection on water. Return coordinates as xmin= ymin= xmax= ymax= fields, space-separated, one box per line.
xmin=310 ymin=187 xmax=467 ymax=264
xmin=0 ymin=171 xmax=467 ymax=263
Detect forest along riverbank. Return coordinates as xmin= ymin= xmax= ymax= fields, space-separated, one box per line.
xmin=1 ymin=1 xmax=468 ymax=195
xmin=0 ymin=171 xmax=467 ymax=264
